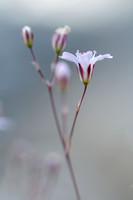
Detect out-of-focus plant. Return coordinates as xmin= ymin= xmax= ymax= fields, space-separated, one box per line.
xmin=21 ymin=25 xmax=113 ymax=200
xmin=0 ymin=139 xmax=62 ymax=200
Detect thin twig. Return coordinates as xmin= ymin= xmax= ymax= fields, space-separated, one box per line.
xmin=60 ymin=92 xmax=68 ymax=140
xmin=66 ymin=85 xmax=87 ymax=154
xmin=48 ymin=87 xmax=66 ymax=149
xmin=66 ymin=154 xmax=81 ymax=200
xmin=50 ymin=55 xmax=58 ymax=84
xmin=30 ymin=48 xmax=46 ymax=84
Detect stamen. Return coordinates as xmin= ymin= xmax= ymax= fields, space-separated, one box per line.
xmin=93 ymin=50 xmax=97 ymax=58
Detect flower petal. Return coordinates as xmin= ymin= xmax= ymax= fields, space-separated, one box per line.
xmin=91 ymin=54 xmax=113 ymax=65
xmin=60 ymin=52 xmax=78 ymax=66
xmin=75 ymin=50 xmax=93 ymax=69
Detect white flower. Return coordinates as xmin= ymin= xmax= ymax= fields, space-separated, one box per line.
xmin=60 ymin=50 xmax=113 ymax=85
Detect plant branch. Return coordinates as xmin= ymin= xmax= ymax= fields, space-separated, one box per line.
xmin=50 ymin=55 xmax=59 ymax=84
xmin=30 ymin=48 xmax=46 ymax=84
xmin=66 ymin=153 xmax=81 ymax=200
xmin=48 ymin=87 xmax=81 ymax=200
xmin=66 ymin=85 xmax=87 ymax=154
xmin=60 ymin=92 xmax=68 ymax=140
xmin=48 ymin=87 xmax=66 ymax=149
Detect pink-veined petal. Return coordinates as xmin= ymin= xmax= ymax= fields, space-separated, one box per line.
xmin=60 ymin=52 xmax=78 ymax=66
xmin=76 ymin=50 xmax=93 ymax=69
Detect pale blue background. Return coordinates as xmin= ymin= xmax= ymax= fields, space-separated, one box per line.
xmin=0 ymin=0 xmax=133 ymax=200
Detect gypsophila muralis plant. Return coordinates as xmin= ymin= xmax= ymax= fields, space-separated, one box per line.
xmin=21 ymin=25 xmax=113 ymax=200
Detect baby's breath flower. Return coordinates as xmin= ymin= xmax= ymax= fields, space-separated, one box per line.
xmin=60 ymin=50 xmax=113 ymax=85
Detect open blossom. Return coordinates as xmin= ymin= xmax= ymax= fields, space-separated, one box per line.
xmin=22 ymin=26 xmax=34 ymax=48
xmin=60 ymin=50 xmax=113 ymax=85
xmin=52 ymin=25 xmax=71 ymax=55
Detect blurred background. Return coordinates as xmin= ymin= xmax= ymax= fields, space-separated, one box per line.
xmin=0 ymin=0 xmax=133 ymax=199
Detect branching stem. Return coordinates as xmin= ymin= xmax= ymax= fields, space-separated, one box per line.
xmin=48 ymin=87 xmax=81 ymax=200
xmin=30 ymin=48 xmax=46 ymax=84
xmin=29 ymin=49 xmax=81 ymax=200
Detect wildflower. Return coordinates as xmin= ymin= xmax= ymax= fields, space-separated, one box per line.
xmin=60 ymin=50 xmax=113 ymax=85
xmin=55 ymin=61 xmax=71 ymax=91
xmin=52 ymin=25 xmax=71 ymax=55
xmin=22 ymin=26 xmax=34 ymax=48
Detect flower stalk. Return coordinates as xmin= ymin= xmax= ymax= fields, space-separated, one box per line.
xmin=50 ymin=55 xmax=59 ymax=85
xmin=30 ymin=48 xmax=47 ymax=84
xmin=66 ymin=85 xmax=87 ymax=155
xmin=60 ymin=91 xmax=68 ymax=140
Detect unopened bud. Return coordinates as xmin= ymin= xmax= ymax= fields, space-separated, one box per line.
xmin=52 ymin=25 xmax=71 ymax=55
xmin=22 ymin=26 xmax=34 ymax=48
xmin=55 ymin=61 xmax=71 ymax=91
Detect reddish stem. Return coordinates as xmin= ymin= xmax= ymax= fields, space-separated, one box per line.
xmin=30 ymin=48 xmax=46 ymax=83
xmin=66 ymin=85 xmax=87 ymax=154
xmin=50 ymin=55 xmax=59 ymax=84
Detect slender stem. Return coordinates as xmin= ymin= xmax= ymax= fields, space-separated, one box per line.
xmin=60 ymin=92 xmax=68 ymax=140
xmin=60 ymin=92 xmax=79 ymax=199
xmin=66 ymin=85 xmax=87 ymax=154
xmin=30 ymin=48 xmax=46 ymax=83
xmin=66 ymin=154 xmax=81 ymax=200
xmin=50 ymin=54 xmax=58 ymax=84
xmin=48 ymin=87 xmax=81 ymax=200
xmin=48 ymin=87 xmax=66 ymax=149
